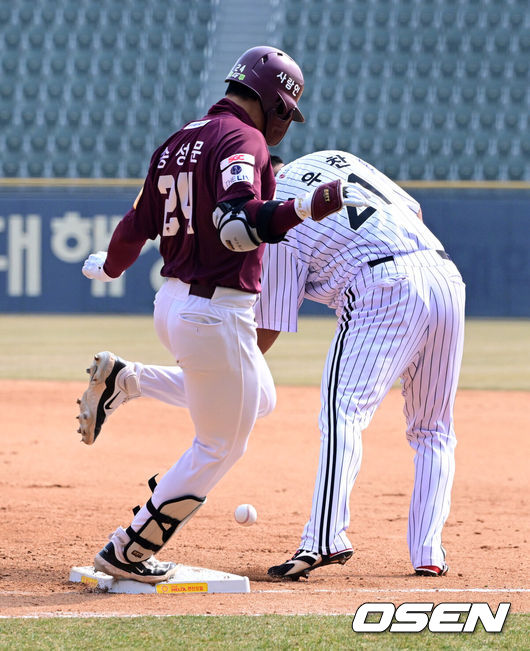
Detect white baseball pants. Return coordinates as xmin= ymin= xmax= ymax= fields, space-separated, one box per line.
xmin=128 ymin=278 xmax=276 ymax=530
xmin=300 ymin=250 xmax=465 ymax=570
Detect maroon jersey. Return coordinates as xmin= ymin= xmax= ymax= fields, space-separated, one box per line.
xmin=104 ymin=99 xmax=276 ymax=293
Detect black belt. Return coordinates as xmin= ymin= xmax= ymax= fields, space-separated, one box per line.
xmin=189 ymin=283 xmax=216 ymax=299
xmin=368 ymin=250 xmax=450 ymax=268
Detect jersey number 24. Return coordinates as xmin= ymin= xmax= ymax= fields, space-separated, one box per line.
xmin=158 ymin=173 xmax=194 ymax=236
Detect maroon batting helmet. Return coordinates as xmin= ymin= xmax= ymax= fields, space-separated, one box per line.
xmin=225 ymin=46 xmax=305 ymax=146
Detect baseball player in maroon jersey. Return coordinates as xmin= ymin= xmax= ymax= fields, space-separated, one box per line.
xmin=77 ymin=47 xmax=375 ymax=583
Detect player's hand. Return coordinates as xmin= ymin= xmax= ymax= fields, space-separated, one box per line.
xmin=342 ymin=182 xmax=382 ymax=209
xmin=294 ymin=180 xmax=381 ymax=222
xmin=82 ymin=251 xmax=115 ymax=282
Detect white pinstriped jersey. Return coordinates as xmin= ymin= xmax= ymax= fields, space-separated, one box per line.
xmin=256 ymin=150 xmax=444 ymax=331
xmin=255 ymin=150 xmax=465 ymax=567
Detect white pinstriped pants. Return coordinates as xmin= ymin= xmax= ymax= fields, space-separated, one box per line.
xmin=301 ymin=250 xmax=465 ymax=570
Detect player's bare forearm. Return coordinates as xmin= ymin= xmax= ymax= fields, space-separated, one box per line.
xmin=256 ymin=328 xmax=280 ymax=353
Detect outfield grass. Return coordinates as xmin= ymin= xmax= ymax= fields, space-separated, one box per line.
xmin=0 ymin=614 xmax=528 ymax=650
xmin=0 ymin=315 xmax=528 ymax=390
xmin=267 ymin=317 xmax=530 ymax=390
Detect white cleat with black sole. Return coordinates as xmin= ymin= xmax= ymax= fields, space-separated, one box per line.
xmin=94 ymin=542 xmax=177 ymax=584
xmin=76 ymin=351 xmax=140 ymax=445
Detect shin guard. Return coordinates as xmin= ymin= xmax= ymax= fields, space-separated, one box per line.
xmin=123 ymin=494 xmax=205 ymax=564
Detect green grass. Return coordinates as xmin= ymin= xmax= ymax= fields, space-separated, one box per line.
xmin=458 ymin=319 xmax=530 ymax=390
xmin=0 ymin=614 xmax=528 ymax=650
xmin=0 ymin=314 xmax=173 ymax=381
xmin=266 ymin=317 xmax=530 ymax=390
xmin=0 ymin=315 xmax=528 ymax=390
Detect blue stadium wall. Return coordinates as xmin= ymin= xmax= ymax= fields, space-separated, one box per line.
xmin=0 ymin=184 xmax=529 ymax=317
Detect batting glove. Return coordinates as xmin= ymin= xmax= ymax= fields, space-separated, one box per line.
xmin=82 ymin=251 xmax=115 ymax=282
xmin=294 ymin=179 xmax=382 ymax=222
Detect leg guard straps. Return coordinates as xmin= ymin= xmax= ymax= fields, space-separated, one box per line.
xmin=131 ymin=474 xmax=160 ymax=516
xmin=123 ymin=494 xmax=206 ymax=564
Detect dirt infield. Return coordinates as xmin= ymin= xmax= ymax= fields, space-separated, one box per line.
xmin=1 ymin=380 xmax=528 ymax=616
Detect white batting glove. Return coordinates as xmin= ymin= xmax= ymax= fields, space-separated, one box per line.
xmin=82 ymin=251 xmax=114 ymax=282
xmin=294 ymin=179 xmax=384 ymax=222
xmin=342 ymin=183 xmax=383 ymax=209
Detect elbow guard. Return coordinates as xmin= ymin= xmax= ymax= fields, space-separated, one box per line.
xmin=213 ymin=201 xmax=262 ymax=252
xmin=212 ymin=200 xmax=285 ymax=252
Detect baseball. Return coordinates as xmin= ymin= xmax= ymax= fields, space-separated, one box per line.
xmin=234 ymin=503 xmax=257 ymax=526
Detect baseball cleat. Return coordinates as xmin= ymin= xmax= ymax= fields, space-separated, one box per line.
xmin=415 ymin=564 xmax=449 ymax=576
xmin=76 ymin=351 xmax=140 ymax=445
xmin=94 ymin=542 xmax=177 ymax=584
xmin=268 ymin=548 xmax=353 ymax=581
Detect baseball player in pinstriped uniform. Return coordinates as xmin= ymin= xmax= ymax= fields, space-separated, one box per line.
xmin=256 ymin=150 xmax=466 ymax=581
xmin=76 ymin=48 xmax=375 ymax=583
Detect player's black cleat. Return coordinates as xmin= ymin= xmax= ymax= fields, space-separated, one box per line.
xmin=268 ymin=548 xmax=353 ymax=581
xmin=94 ymin=542 xmax=177 ymax=584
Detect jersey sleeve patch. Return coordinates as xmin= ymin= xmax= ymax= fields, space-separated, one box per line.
xmin=220 ymin=153 xmax=256 ymax=190
xmin=183 ymin=119 xmax=211 ymax=130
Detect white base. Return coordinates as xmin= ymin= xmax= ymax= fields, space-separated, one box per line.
xmin=69 ymin=564 xmax=250 ymax=594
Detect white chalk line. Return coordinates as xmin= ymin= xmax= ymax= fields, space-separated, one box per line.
xmin=0 ymin=588 xmax=527 ymax=619
xmin=256 ymin=588 xmax=530 ymax=594
xmin=0 ymin=605 xmax=528 ymax=621
xmin=0 ymin=613 xmax=238 ymax=619
xmin=253 ymin=588 xmax=530 ymax=594
xmin=1 ymin=587 xmax=528 ymax=598
xmin=0 ymin=588 xmax=530 ymax=600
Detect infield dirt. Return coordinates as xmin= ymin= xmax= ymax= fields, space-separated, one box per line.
xmin=0 ymin=380 xmax=528 ymax=616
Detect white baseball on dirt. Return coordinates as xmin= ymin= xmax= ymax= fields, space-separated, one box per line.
xmin=234 ymin=503 xmax=257 ymax=526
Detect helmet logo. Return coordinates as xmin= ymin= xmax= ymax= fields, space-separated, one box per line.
xmin=227 ymin=63 xmax=246 ymax=82
xmin=276 ymin=71 xmax=302 ymax=97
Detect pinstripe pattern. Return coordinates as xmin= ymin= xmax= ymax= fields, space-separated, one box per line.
xmin=255 ymin=151 xmax=445 ymax=328
xmin=256 ymin=151 xmax=465 ymax=570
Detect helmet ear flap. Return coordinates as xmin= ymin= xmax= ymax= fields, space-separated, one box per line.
xmin=264 ymin=104 xmax=296 ymax=146
xmin=272 ymin=95 xmax=289 ymax=119
xmin=273 ymin=93 xmax=305 ymax=124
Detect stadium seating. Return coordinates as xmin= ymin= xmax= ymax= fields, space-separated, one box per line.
xmin=0 ymin=0 xmax=527 ymax=180
xmin=0 ymin=0 xmax=216 ymax=177
xmin=269 ymin=0 xmax=529 ymax=180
